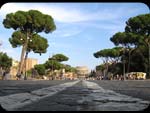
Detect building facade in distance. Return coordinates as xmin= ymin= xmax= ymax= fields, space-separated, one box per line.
xmin=10 ymin=59 xmax=19 ymax=79
xmin=24 ymin=58 xmax=38 ymax=71
xmin=76 ymin=66 xmax=89 ymax=79
xmin=10 ymin=58 xmax=38 ymax=79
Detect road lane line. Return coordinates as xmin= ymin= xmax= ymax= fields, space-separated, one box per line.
xmin=80 ymin=80 xmax=150 ymax=111
xmin=0 ymin=80 xmax=79 ymax=111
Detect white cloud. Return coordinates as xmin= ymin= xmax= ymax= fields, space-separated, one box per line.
xmin=49 ymin=41 xmax=71 ymax=49
xmin=0 ymin=3 xmax=86 ymax=23
xmin=1 ymin=3 xmax=147 ymax=24
xmin=52 ymin=27 xmax=83 ymax=38
xmin=0 ymin=3 xmax=148 ymax=69
xmin=74 ymin=21 xmax=125 ymax=36
xmin=0 ymin=3 xmax=29 ymax=18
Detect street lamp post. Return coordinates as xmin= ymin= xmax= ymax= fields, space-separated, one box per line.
xmin=147 ymin=42 xmax=150 ymax=76
xmin=145 ymin=38 xmax=150 ymax=78
xmin=49 ymin=53 xmax=55 ymax=80
xmin=119 ymin=48 xmax=125 ymax=80
xmin=122 ymin=47 xmax=126 ymax=81
xmin=24 ymin=51 xmax=28 ymax=80
xmin=24 ymin=35 xmax=29 ymax=80
xmin=52 ymin=60 xmax=54 ymax=80
xmin=123 ymin=57 xmax=126 ymax=80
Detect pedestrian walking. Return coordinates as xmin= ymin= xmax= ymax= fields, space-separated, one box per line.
xmin=16 ymin=72 xmax=23 ymax=80
xmin=2 ymin=69 xmax=11 ymax=80
xmin=2 ymin=71 xmax=6 ymax=80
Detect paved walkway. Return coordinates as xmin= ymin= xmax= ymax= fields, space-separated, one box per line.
xmin=0 ymin=80 xmax=149 ymax=111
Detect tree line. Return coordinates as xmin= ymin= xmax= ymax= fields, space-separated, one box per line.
xmin=1 ymin=10 xmax=76 ymax=79
xmin=93 ymin=14 xmax=150 ymax=79
xmin=33 ymin=53 xmax=76 ymax=78
xmin=2 ymin=10 xmax=56 ymax=76
xmin=1 ymin=10 xmax=150 ymax=79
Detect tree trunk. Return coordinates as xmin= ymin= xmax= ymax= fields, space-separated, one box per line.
xmin=24 ymin=51 xmax=29 ymax=80
xmin=127 ymin=49 xmax=134 ymax=73
xmin=17 ymin=44 xmax=26 ymax=75
xmin=17 ymin=31 xmax=29 ymax=75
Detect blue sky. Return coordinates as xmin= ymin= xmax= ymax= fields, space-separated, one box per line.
xmin=0 ymin=3 xmax=149 ymax=70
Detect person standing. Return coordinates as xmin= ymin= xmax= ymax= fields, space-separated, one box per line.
xmin=2 ymin=71 xmax=6 ymax=80
xmin=2 ymin=69 xmax=10 ymax=80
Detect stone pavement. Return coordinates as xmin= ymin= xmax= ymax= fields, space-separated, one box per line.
xmin=1 ymin=80 xmax=148 ymax=111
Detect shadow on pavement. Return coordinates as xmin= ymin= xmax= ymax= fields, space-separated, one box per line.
xmin=142 ymin=104 xmax=150 ymax=111
xmin=0 ymin=105 xmax=6 ymax=111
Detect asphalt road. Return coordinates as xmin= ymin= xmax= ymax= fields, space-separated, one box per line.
xmin=90 ymin=80 xmax=150 ymax=101
xmin=0 ymin=80 xmax=150 ymax=101
xmin=0 ymin=80 xmax=75 ymax=96
xmin=0 ymin=80 xmax=150 ymax=111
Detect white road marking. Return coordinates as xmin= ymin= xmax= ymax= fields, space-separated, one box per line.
xmin=1 ymin=80 xmax=149 ymax=111
xmin=80 ymin=80 xmax=150 ymax=111
xmin=0 ymin=80 xmax=79 ymax=111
